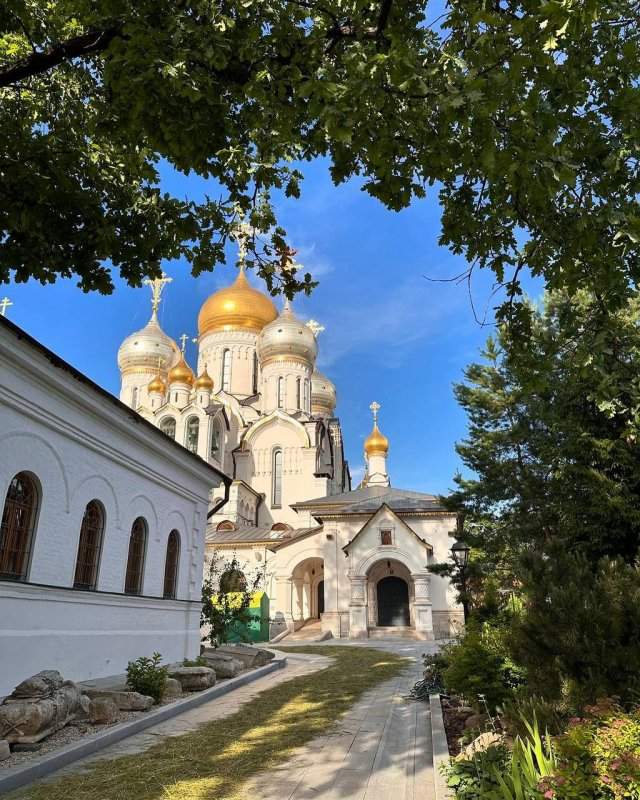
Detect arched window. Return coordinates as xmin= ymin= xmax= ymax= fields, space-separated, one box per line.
xmin=222 ymin=349 xmax=232 ymax=392
xmin=296 ymin=377 xmax=301 ymax=410
xmin=220 ymin=568 xmax=247 ymax=593
xmin=74 ymin=500 xmax=104 ymax=590
xmin=252 ymin=351 xmax=259 ymax=395
xmin=0 ymin=472 xmax=40 ymax=581
xmin=272 ymin=448 xmax=283 ymax=507
xmin=163 ymin=530 xmax=180 ymax=599
xmin=277 ymin=377 xmax=285 ymax=409
xmin=160 ymin=417 xmax=176 ymax=439
xmin=185 ymin=416 xmax=199 ymax=454
xmin=131 ymin=386 xmax=139 ymax=409
xmin=303 ymin=379 xmax=309 ymax=412
xmin=125 ymin=517 xmax=147 ymax=595
xmin=216 ymin=520 xmax=236 ymax=531
xmin=271 ymin=522 xmax=292 ymax=531
xmin=210 ymin=422 xmax=221 ymax=459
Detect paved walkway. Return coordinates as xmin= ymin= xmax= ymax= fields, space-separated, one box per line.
xmin=249 ymin=640 xmax=437 ymax=800
xmin=29 ymin=640 xmax=437 ymax=799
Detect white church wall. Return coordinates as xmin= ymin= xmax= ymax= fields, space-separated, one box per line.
xmin=0 ymin=326 xmax=219 ymax=697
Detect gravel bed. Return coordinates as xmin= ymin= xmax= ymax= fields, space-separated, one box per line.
xmin=0 ymin=692 xmax=187 ymax=771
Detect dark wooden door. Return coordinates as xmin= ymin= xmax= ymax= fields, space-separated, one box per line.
xmin=377 ymin=576 xmax=410 ymax=626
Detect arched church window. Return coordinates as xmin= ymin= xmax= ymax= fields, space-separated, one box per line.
xmin=303 ymin=379 xmax=309 ymax=412
xmin=131 ymin=386 xmax=139 ymax=408
xmin=163 ymin=530 xmax=180 ymax=599
xmin=220 ymin=568 xmax=246 ymax=593
xmin=272 ymin=448 xmax=283 ymax=507
xmin=296 ymin=377 xmax=301 ymax=410
xmin=0 ymin=472 xmax=40 ymax=581
xmin=252 ymin=351 xmax=259 ymax=395
xmin=185 ymin=416 xmax=199 ymax=454
xmin=73 ymin=500 xmax=104 ymax=590
xmin=160 ymin=417 xmax=176 ymax=439
xmin=271 ymin=522 xmax=292 ymax=531
xmin=216 ymin=520 xmax=236 ymax=531
xmin=277 ymin=377 xmax=285 ymax=409
xmin=210 ymin=422 xmax=221 ymax=459
xmin=124 ymin=517 xmax=147 ymax=595
xmin=222 ymin=349 xmax=232 ymax=392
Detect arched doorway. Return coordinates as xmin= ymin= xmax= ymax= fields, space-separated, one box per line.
xmin=377 ymin=576 xmax=410 ymax=626
xmin=317 ymin=580 xmax=325 ymax=616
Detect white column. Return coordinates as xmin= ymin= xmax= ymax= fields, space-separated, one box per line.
xmin=275 ymin=576 xmax=295 ymax=633
xmin=292 ymin=578 xmax=304 ymax=628
xmin=412 ymin=572 xmax=434 ymax=641
xmin=348 ymin=574 xmax=369 ymax=639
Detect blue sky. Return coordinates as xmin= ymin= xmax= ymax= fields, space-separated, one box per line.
xmin=3 ymin=159 xmax=538 ymax=495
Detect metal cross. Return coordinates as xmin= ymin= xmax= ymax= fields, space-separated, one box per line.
xmin=0 ymin=297 xmax=13 ymax=317
xmin=370 ymin=401 xmax=381 ymax=422
xmin=179 ymin=333 xmax=189 ymax=354
xmin=306 ymin=319 xmax=325 ymax=338
xmin=143 ymin=274 xmax=172 ymax=317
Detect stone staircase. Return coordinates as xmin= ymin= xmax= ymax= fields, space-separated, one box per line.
xmin=368 ymin=626 xmax=422 ymax=640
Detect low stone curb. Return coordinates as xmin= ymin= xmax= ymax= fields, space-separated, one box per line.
xmin=0 ymin=655 xmax=287 ymax=795
xmin=430 ymin=693 xmax=453 ymax=800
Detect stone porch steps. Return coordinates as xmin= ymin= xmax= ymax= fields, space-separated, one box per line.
xmin=368 ymin=626 xmax=422 ymax=640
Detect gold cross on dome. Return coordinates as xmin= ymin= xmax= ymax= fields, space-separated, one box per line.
xmin=306 ymin=319 xmax=325 ymax=338
xmin=370 ymin=401 xmax=381 ymax=423
xmin=143 ymin=273 xmax=172 ymax=317
xmin=0 ymin=297 xmax=13 ymax=317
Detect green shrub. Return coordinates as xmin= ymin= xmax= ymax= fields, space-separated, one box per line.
xmin=126 ymin=652 xmax=168 ymax=703
xmin=443 ymin=626 xmax=516 ymax=712
xmin=446 ymin=745 xmax=508 ymax=799
xmin=182 ymin=656 xmax=207 ymax=667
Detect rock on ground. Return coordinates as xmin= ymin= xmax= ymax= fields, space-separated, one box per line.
xmin=169 ymin=667 xmax=216 ymax=692
xmin=215 ymin=644 xmax=275 ymax=669
xmin=0 ymin=739 xmax=10 ymax=761
xmin=163 ymin=678 xmax=182 ymax=698
xmin=83 ymin=689 xmax=154 ymax=711
xmin=88 ymin=697 xmax=119 ymax=725
xmin=201 ymin=652 xmax=243 ymax=679
xmin=0 ymin=670 xmax=82 ymax=744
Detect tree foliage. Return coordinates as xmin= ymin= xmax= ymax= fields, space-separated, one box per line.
xmin=1 ymin=1 xmax=638 ymax=309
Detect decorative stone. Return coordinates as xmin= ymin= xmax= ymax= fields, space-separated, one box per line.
xmin=83 ymin=689 xmax=154 ymax=711
xmin=0 ymin=740 xmax=10 ymax=761
xmin=201 ymin=652 xmax=243 ymax=679
xmin=169 ymin=667 xmax=216 ymax=692
xmin=77 ymin=695 xmax=91 ymax=719
xmin=0 ymin=671 xmax=82 ymax=744
xmin=88 ymin=697 xmax=119 ymax=725
xmin=456 ymin=732 xmax=504 ymax=761
xmin=215 ymin=644 xmax=275 ymax=669
xmin=163 ymin=678 xmax=182 ymax=698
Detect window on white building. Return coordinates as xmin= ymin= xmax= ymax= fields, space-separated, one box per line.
xmin=124 ymin=517 xmax=147 ymax=595
xmin=185 ymin=416 xmax=199 ymax=453
xmin=131 ymin=386 xmax=138 ymax=408
xmin=272 ymin=448 xmax=283 ymax=507
xmin=210 ymin=423 xmax=221 ymax=460
xmin=222 ymin=349 xmax=232 ymax=392
xmin=296 ymin=377 xmax=301 ymax=409
xmin=252 ymin=351 xmax=259 ymax=395
xmin=74 ymin=500 xmax=104 ymax=590
xmin=160 ymin=417 xmax=176 ymax=439
xmin=0 ymin=471 xmax=40 ymax=581
xmin=163 ymin=530 xmax=180 ymax=599
xmin=277 ymin=377 xmax=285 ymax=409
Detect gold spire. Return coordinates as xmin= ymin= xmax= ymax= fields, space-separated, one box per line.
xmin=195 ymin=365 xmax=214 ymax=391
xmin=197 ymin=267 xmax=278 ymax=336
xmin=364 ymin=401 xmax=389 ymax=457
xmin=168 ymin=355 xmax=195 ymax=386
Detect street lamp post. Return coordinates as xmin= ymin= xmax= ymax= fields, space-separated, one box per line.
xmin=451 ymin=540 xmax=471 ymax=623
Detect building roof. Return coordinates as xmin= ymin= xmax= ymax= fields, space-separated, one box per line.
xmin=0 ymin=315 xmax=230 ymax=487
xmin=207 ymin=525 xmax=321 ymax=546
xmin=292 ymin=485 xmax=450 ymax=516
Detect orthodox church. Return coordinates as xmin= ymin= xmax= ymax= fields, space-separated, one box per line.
xmin=117 ymin=237 xmax=463 ymax=641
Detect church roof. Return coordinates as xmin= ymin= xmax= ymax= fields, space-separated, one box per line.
xmin=206 ymin=525 xmax=321 ymax=546
xmin=291 ymin=486 xmax=450 ymax=516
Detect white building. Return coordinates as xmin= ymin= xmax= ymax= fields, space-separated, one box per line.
xmin=0 ymin=315 xmax=227 ymax=696
xmin=118 ymin=238 xmax=464 ymax=641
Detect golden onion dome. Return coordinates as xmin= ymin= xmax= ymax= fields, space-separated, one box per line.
xmin=168 ymin=355 xmax=195 ymax=386
xmin=198 ymin=267 xmax=278 ymax=336
xmin=364 ymin=422 xmax=389 ymax=457
xmin=117 ymin=314 xmax=180 ymax=375
xmin=147 ymin=374 xmax=167 ymax=394
xmin=311 ymin=369 xmax=337 ymax=416
xmin=194 ymin=367 xmax=214 ymax=391
xmin=257 ymin=301 xmax=318 ymax=367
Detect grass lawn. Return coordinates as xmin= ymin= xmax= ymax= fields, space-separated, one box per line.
xmin=11 ymin=646 xmax=407 ymax=800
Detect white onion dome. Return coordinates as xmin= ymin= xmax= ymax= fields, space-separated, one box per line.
xmin=257 ymin=301 xmax=318 ymax=367
xmin=311 ymin=369 xmax=337 ymax=415
xmin=117 ymin=313 xmax=180 ymax=376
